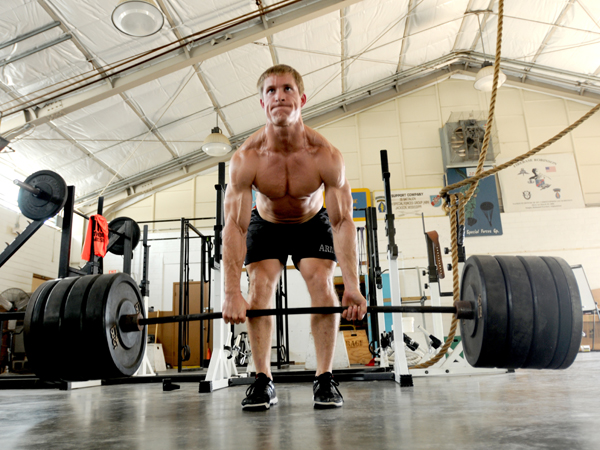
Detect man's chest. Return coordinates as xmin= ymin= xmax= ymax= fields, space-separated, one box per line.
xmin=253 ymin=153 xmax=323 ymax=199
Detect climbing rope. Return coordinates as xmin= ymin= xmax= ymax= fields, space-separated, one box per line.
xmin=410 ymin=0 xmax=600 ymax=369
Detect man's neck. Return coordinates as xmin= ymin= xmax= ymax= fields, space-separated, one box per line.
xmin=264 ymin=120 xmax=306 ymax=152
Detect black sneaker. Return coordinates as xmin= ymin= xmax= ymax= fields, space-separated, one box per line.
xmin=313 ymin=372 xmax=343 ymax=409
xmin=241 ymin=373 xmax=278 ymax=411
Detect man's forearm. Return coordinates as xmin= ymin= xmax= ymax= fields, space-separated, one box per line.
xmin=332 ymin=217 xmax=360 ymax=292
xmin=222 ymin=224 xmax=247 ymax=295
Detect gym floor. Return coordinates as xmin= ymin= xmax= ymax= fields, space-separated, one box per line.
xmin=1 ymin=353 xmax=599 ymax=450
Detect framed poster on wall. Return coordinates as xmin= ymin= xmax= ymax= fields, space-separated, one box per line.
xmin=445 ymin=166 xmax=503 ymax=237
xmin=497 ymin=153 xmax=585 ymax=212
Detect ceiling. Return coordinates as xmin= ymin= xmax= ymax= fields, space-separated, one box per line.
xmin=0 ymin=0 xmax=599 ymax=214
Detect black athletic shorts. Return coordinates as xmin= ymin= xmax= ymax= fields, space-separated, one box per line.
xmin=244 ymin=207 xmax=337 ymax=268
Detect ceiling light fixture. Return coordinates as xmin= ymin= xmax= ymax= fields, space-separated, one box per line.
xmin=473 ymin=14 xmax=506 ymax=92
xmin=112 ymin=0 xmax=165 ymax=37
xmin=202 ymin=115 xmax=232 ymax=157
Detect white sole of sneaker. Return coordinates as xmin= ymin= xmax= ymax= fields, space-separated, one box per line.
xmin=242 ymin=397 xmax=278 ymax=410
xmin=313 ymin=400 xmax=343 ymax=408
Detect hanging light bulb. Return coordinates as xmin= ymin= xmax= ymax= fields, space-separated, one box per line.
xmin=474 ymin=61 xmax=507 ymax=92
xmin=473 ymin=13 xmax=507 ymax=92
xmin=112 ymin=0 xmax=164 ymax=37
xmin=202 ymin=115 xmax=232 ymax=157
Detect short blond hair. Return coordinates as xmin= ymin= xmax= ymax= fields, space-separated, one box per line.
xmin=257 ymin=64 xmax=304 ymax=99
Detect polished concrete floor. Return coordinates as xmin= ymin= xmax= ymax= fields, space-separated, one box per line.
xmin=1 ymin=352 xmax=600 ymax=450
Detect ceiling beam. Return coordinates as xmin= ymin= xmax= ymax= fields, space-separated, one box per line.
xmin=468 ymin=0 xmax=495 ymax=54
xmin=521 ymin=0 xmax=576 ymax=82
xmin=256 ymin=0 xmax=280 ymax=66
xmin=2 ymin=0 xmax=363 ymax=136
xmin=340 ymin=6 xmax=349 ymax=93
xmin=451 ymin=0 xmax=477 ymax=52
xmin=396 ymin=0 xmax=416 ymax=72
xmin=156 ymin=0 xmax=235 ymax=138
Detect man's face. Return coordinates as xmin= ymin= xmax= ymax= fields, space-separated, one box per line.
xmin=260 ymin=73 xmax=307 ymax=127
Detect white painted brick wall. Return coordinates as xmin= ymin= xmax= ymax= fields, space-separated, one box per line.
xmin=0 ymin=206 xmax=62 ymax=293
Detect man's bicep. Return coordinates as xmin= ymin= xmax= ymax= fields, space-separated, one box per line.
xmin=325 ymin=181 xmax=353 ymax=228
xmin=225 ymin=154 xmax=255 ymax=232
xmin=224 ymin=183 xmax=253 ymax=232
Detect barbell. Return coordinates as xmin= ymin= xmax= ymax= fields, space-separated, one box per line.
xmin=7 ymin=254 xmax=581 ymax=381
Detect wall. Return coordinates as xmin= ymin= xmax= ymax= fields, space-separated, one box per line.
xmin=0 ymin=205 xmax=85 ymax=293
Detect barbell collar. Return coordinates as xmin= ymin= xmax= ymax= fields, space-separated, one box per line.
xmin=120 ymin=305 xmax=471 ymax=333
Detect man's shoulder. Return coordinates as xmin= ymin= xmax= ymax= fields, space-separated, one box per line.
xmin=238 ymin=128 xmax=266 ymax=156
xmin=304 ymin=126 xmax=338 ymax=156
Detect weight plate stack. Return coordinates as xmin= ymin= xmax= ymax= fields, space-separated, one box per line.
xmin=59 ymin=275 xmax=102 ymax=381
xmin=23 ymin=279 xmax=60 ymax=378
xmin=541 ymin=257 xmax=582 ymax=369
xmin=39 ymin=277 xmax=80 ymax=380
xmin=83 ymin=273 xmax=146 ymax=380
xmin=17 ymin=170 xmax=68 ymax=221
xmin=459 ymin=255 xmax=510 ymax=368
xmin=108 ymin=217 xmax=141 ymax=255
xmin=517 ymin=256 xmax=560 ymax=369
xmin=494 ymin=256 xmax=534 ymax=369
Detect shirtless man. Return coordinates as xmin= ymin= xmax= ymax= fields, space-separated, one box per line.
xmin=222 ymin=65 xmax=367 ymax=410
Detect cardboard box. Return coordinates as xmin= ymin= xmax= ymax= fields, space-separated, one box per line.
xmin=581 ymin=313 xmax=600 ymax=351
xmin=343 ymin=330 xmax=372 ymax=365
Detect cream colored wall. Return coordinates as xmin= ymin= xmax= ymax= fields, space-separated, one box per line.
xmin=111 ymin=78 xmax=600 ymax=223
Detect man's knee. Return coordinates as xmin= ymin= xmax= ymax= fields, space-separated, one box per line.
xmin=247 ymin=261 xmax=281 ymax=308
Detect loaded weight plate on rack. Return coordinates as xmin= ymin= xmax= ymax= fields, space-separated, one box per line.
xmin=17 ymin=170 xmax=68 ymax=221
xmin=39 ymin=277 xmax=80 ymax=380
xmin=82 ymin=273 xmax=146 ymax=380
xmin=494 ymin=255 xmax=534 ymax=369
xmin=459 ymin=255 xmax=510 ymax=368
xmin=517 ymin=256 xmax=560 ymax=369
xmin=108 ymin=217 xmax=141 ymax=256
xmin=23 ymin=279 xmax=60 ymax=377
xmin=540 ymin=257 xmax=582 ymax=369
xmin=60 ymin=275 xmax=102 ymax=381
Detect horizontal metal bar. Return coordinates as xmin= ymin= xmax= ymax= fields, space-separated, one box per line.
xmin=0 ymin=312 xmax=26 ymax=321
xmin=13 ymin=179 xmax=40 ymax=195
xmin=0 ymin=21 xmax=61 ymax=51
xmin=137 ymin=217 xmax=216 ymax=224
xmin=0 ymin=34 xmax=72 ymax=67
xmin=136 ymin=305 xmax=469 ymax=328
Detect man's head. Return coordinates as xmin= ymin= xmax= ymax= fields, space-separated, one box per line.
xmin=258 ymin=65 xmax=306 ymax=127
xmin=257 ymin=65 xmax=304 ymax=99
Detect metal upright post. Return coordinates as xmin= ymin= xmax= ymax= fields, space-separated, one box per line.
xmin=58 ymin=186 xmax=75 ymax=278
xmin=364 ymin=206 xmax=380 ymax=353
xmin=202 ymin=162 xmax=238 ymax=392
xmin=380 ymin=150 xmax=412 ymax=386
xmin=122 ymin=220 xmax=133 ymax=276
xmin=178 ymin=218 xmax=185 ymax=373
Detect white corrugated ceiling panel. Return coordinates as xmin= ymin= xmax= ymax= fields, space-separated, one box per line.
xmin=403 ymin=0 xmax=468 ymax=68
xmin=159 ymin=112 xmax=223 ymax=156
xmin=165 ymin=0 xmax=255 ymax=38
xmin=50 ymin=96 xmax=151 ymax=154
xmin=221 ymin=96 xmax=266 ymax=135
xmin=98 ymin=140 xmax=173 ymax=178
xmin=274 ymin=11 xmax=342 ymax=105
xmin=0 ymin=1 xmax=90 ymax=99
xmin=200 ymin=40 xmax=273 ymax=121
xmin=534 ymin=4 xmax=600 ymax=77
xmin=5 ymin=125 xmax=82 ymax=172
xmin=344 ymin=0 xmax=408 ymax=92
